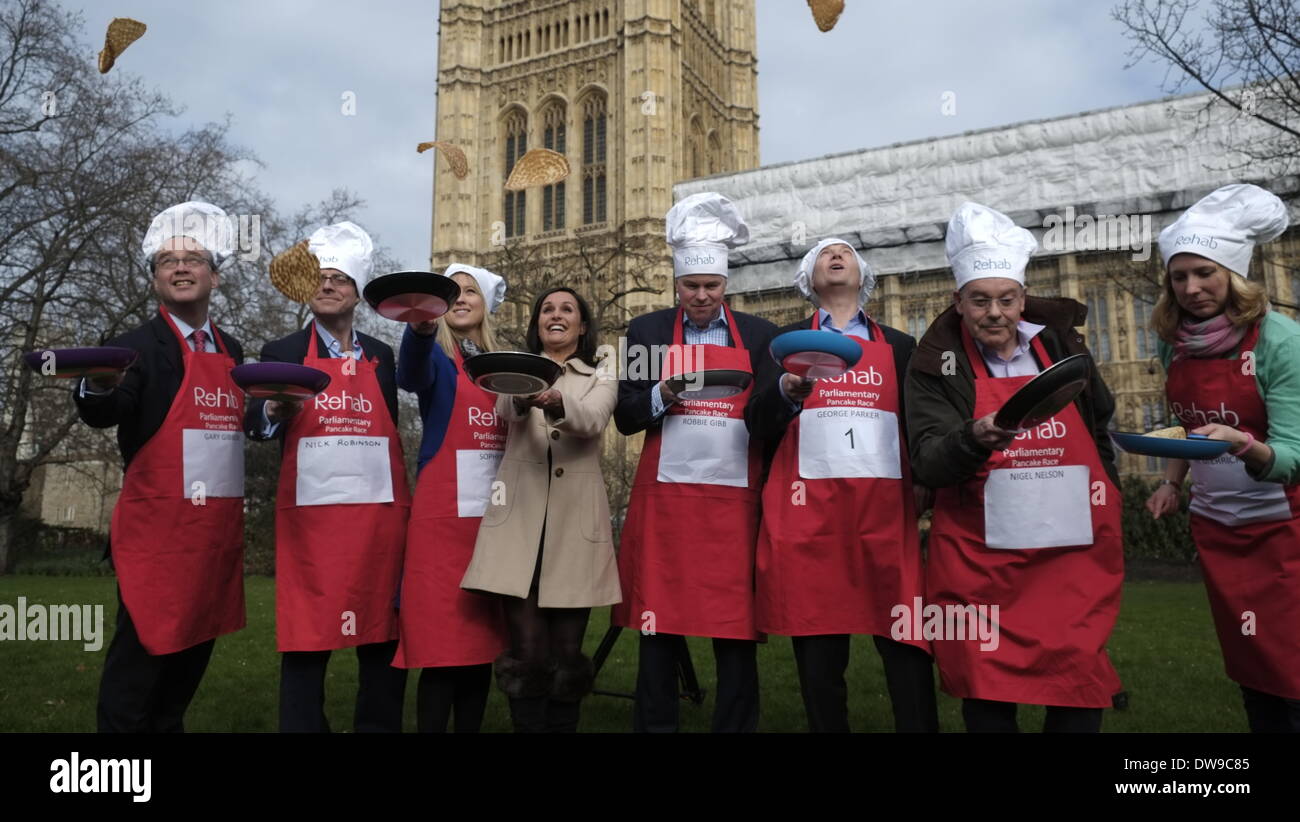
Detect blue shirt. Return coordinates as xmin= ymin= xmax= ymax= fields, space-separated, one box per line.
xmin=971 ymin=320 xmax=1046 ymax=378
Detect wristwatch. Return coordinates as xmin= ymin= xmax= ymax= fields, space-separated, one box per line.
xmin=1159 ymin=479 xmax=1180 ymax=489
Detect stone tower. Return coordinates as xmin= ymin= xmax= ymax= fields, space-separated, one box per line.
xmin=430 ymin=0 xmax=759 ymax=308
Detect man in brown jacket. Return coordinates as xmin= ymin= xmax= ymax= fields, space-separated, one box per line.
xmin=904 ymin=202 xmax=1123 ymax=734
xmin=905 ymin=295 xmax=1118 ymax=488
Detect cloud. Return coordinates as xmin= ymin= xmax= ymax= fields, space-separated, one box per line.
xmin=68 ymin=1 xmax=1175 ymax=272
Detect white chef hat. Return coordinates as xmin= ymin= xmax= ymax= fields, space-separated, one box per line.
xmin=142 ymin=200 xmax=235 ymax=269
xmin=1158 ymin=184 xmax=1290 ymax=276
xmin=665 ymin=191 xmax=750 ymax=278
xmin=444 ymin=263 xmax=507 ymax=313
xmin=946 ymin=202 xmax=1037 ymax=291
xmin=794 ymin=237 xmax=877 ymax=308
xmin=308 ymin=221 xmax=375 ymax=290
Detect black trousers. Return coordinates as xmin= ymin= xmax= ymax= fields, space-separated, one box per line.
xmin=416 ymin=664 xmax=492 ymax=733
xmin=790 ymin=634 xmax=939 ymax=733
xmin=961 ymin=698 xmax=1104 ymax=733
xmin=1241 ymin=685 xmax=1300 ymax=733
xmin=97 ymin=590 xmax=215 ymax=733
xmin=279 ymin=640 xmax=407 ymax=733
xmin=633 ymin=633 xmax=759 ymax=733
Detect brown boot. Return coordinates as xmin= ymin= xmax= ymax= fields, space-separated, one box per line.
xmin=546 ymin=655 xmax=594 ymax=734
xmin=494 ymin=653 xmax=554 ymax=733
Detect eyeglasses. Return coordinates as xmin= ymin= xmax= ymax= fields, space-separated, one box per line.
xmin=964 ymin=296 xmax=1021 ymax=311
xmin=318 ymin=273 xmax=354 ymax=288
xmin=156 ymin=255 xmax=212 ymax=271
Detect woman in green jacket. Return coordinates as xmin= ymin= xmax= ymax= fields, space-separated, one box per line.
xmin=1145 ymin=183 xmax=1300 ymax=732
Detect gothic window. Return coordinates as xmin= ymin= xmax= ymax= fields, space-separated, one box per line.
xmin=1085 ymin=287 xmax=1111 ymax=361
xmin=542 ymin=104 xmax=567 ymax=231
xmin=503 ymin=109 xmax=527 ymax=238
xmin=1133 ymin=296 xmax=1156 ymax=360
xmin=689 ymin=117 xmax=705 ymax=179
xmin=707 ymin=131 xmax=722 ymax=175
xmin=582 ymin=93 xmax=607 ymax=224
xmin=907 ymin=311 xmax=929 ymax=341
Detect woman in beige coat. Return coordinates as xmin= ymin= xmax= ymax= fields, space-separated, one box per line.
xmin=461 ymin=287 xmax=620 ymax=732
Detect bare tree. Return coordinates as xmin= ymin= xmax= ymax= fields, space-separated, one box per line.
xmin=0 ymin=0 xmax=392 ymax=572
xmin=1114 ymin=0 xmax=1300 ymax=171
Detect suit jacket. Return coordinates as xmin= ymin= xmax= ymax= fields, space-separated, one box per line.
xmin=242 ymin=325 xmax=399 ymax=446
xmin=613 ymin=305 xmax=779 ymax=437
xmin=745 ymin=313 xmax=917 ymax=454
xmin=73 ymin=312 xmax=246 ymax=468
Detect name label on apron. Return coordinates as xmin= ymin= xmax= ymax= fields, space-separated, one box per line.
xmin=182 ymin=428 xmax=244 ymax=497
xmin=658 ymin=413 xmax=748 ymax=487
xmin=1190 ymin=454 xmax=1291 ymax=526
xmin=798 ymin=407 xmax=901 ymax=480
xmin=984 ymin=464 xmax=1092 ymax=549
xmin=456 ymin=448 xmax=504 ymax=517
xmin=296 ymin=435 xmax=394 ymax=506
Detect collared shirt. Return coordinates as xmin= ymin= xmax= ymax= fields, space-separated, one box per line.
xmin=170 ymin=314 xmax=217 ymax=354
xmin=79 ymin=312 xmax=214 ymax=398
xmin=971 ymin=320 xmax=1046 ymax=378
xmin=816 ymin=307 xmax=871 ymax=341
xmin=650 ymin=307 xmax=731 ymax=418
xmin=261 ymin=322 xmax=362 ymax=435
xmin=312 ymin=321 xmax=362 ymax=360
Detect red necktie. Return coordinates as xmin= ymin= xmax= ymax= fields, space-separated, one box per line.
xmin=191 ymin=328 xmax=209 ymax=353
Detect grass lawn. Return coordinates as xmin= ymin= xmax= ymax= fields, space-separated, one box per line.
xmin=0 ymin=575 xmax=1245 ymax=732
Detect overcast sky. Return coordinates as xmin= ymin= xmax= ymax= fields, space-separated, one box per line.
xmin=69 ymin=1 xmax=1175 ymax=269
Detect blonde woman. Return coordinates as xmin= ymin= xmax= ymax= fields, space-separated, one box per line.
xmin=392 ymin=265 xmax=509 ymax=733
xmin=1145 ymin=184 xmax=1300 ymax=732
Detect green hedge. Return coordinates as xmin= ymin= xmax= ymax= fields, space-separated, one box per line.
xmin=1119 ymin=475 xmax=1197 ymax=563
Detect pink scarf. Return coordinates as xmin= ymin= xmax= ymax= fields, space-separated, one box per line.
xmin=1173 ymin=313 xmax=1248 ymax=360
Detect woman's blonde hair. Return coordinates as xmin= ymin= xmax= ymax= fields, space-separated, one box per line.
xmin=435 ymin=274 xmax=499 ymax=360
xmin=1152 ymin=260 xmax=1271 ymax=343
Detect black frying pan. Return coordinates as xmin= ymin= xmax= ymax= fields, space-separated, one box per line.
xmin=463 ymin=351 xmax=562 ymax=396
xmin=992 ymin=353 xmax=1092 ymax=431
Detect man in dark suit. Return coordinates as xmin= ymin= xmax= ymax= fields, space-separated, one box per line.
xmin=244 ymin=221 xmax=408 ymax=733
xmin=75 ymin=201 xmax=246 ymax=733
xmin=745 ymin=238 xmax=939 ymax=733
xmin=611 ymin=192 xmax=776 ymax=733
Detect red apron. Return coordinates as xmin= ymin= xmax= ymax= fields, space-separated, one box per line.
xmin=393 ymin=350 xmax=509 ymax=668
xmin=612 ymin=304 xmax=761 ymax=640
xmin=755 ymin=314 xmax=926 ymax=642
xmin=1166 ymin=321 xmax=1300 ymax=699
xmin=926 ymin=326 xmax=1122 ymax=707
xmin=109 ymin=311 xmax=245 ymax=655
xmin=274 ymin=334 xmax=409 ymax=652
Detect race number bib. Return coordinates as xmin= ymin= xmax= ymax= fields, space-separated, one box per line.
xmin=659 ymin=413 xmax=748 ymax=487
xmin=295 ymin=435 xmax=394 ymax=506
xmin=1189 ymin=453 xmax=1292 ymax=526
xmin=456 ymin=448 xmax=504 ymax=517
xmin=182 ymin=428 xmax=244 ymax=498
xmin=798 ymin=407 xmax=901 ymax=480
xmin=984 ymin=464 xmax=1092 ymax=549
